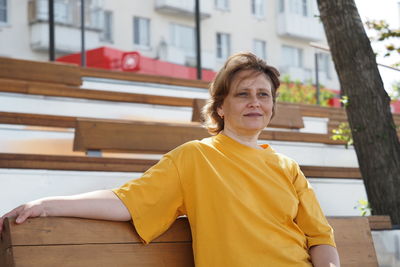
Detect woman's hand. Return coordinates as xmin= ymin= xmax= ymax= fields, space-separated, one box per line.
xmin=0 ymin=199 xmax=47 ymax=233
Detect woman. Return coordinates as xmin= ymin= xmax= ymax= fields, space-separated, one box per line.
xmin=0 ymin=52 xmax=340 ymax=266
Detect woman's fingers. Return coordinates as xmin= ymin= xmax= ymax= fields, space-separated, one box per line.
xmin=0 ymin=205 xmax=23 ymax=233
xmin=15 ymin=209 xmax=33 ymax=224
xmin=0 ymin=203 xmax=44 ymax=233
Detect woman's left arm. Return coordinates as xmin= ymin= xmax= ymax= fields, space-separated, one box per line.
xmin=309 ymin=244 xmax=340 ymax=267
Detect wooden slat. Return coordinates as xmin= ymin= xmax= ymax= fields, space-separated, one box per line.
xmin=0 ymin=112 xmax=77 ymax=128
xmin=271 ymin=104 xmax=305 ymax=129
xmin=2 ymin=217 xmax=194 ymax=267
xmin=81 ymin=67 xmax=209 ymax=89
xmin=278 ymin=102 xmax=343 ymax=118
xmin=0 ymin=57 xmax=81 ymax=86
xmin=3 ymin=217 xmax=191 ymax=246
xmin=191 ymin=98 xmax=206 ymax=122
xmin=12 ymin=243 xmax=194 ymax=267
xmin=192 ymin=99 xmax=305 ymax=129
xmin=301 ymin=166 xmax=361 ymax=179
xmin=73 ymin=119 xmax=211 ymax=153
xmin=1 ymin=216 xmax=382 ymax=267
xmin=0 ymin=78 xmax=193 ymax=107
xmin=73 ymin=119 xmax=345 ymax=155
xmin=0 ymin=153 xmax=361 ymax=179
xmin=259 ymin=130 xmax=344 ymax=144
xmin=367 ymin=215 xmax=393 ymax=230
xmin=0 ymin=153 xmax=157 ymax=172
xmin=328 ymin=217 xmax=378 ymax=266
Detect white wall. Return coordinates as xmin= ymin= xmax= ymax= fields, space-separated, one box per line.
xmin=0 ymin=169 xmax=366 ymax=217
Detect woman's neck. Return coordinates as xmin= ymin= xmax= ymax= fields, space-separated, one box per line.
xmin=220 ymin=128 xmax=261 ymax=149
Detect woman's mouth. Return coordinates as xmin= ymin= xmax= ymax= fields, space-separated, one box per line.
xmin=244 ymin=112 xmax=263 ymax=117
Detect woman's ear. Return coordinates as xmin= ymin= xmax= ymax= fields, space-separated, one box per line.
xmin=217 ymin=106 xmax=224 ymax=118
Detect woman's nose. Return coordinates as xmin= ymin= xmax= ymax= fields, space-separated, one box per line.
xmin=248 ymin=95 xmax=260 ymax=107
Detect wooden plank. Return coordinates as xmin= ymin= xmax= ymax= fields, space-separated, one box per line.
xmin=73 ymin=119 xmax=211 ymax=153
xmin=0 ymin=78 xmax=193 ymax=107
xmin=3 ymin=217 xmax=193 ymax=267
xmin=328 ymin=217 xmax=378 ymax=267
xmin=0 ymin=57 xmax=81 ymax=86
xmin=191 ymin=98 xmax=206 ymax=122
xmin=258 ymin=130 xmax=344 ymax=144
xmin=0 ymin=112 xmax=77 ymax=128
xmin=81 ymin=67 xmax=209 ymax=89
xmin=11 ymin=243 xmax=194 ymax=267
xmin=367 ymin=215 xmax=392 ymax=230
xmin=0 ymin=153 xmax=361 ymax=179
xmin=0 ymin=153 xmax=157 ymax=172
xmin=4 ymin=217 xmax=191 ymax=246
xmin=1 ymin=217 xmax=381 ymax=267
xmin=73 ymin=119 xmax=345 ymax=155
xmin=192 ymin=99 xmax=305 ymax=129
xmin=271 ymin=104 xmax=304 ymax=129
xmin=301 ymin=166 xmax=361 ymax=179
xmin=0 ymin=215 xmax=15 ymax=267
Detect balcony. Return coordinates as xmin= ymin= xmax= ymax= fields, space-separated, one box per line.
xmin=155 ymin=0 xmax=212 ymax=19
xmin=280 ymin=66 xmax=312 ymax=83
xmin=158 ymin=44 xmax=215 ymax=70
xmin=277 ymin=11 xmax=324 ymax=41
xmin=28 ymin=0 xmax=103 ymax=53
xmin=30 ymin=23 xmax=101 ymax=53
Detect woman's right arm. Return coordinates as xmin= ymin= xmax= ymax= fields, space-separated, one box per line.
xmin=0 ymin=189 xmax=131 ymax=233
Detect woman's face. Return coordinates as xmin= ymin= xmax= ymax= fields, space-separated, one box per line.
xmin=217 ymin=70 xmax=274 ymax=136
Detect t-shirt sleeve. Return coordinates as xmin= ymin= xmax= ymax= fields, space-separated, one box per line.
xmin=112 ymin=155 xmax=186 ymax=244
xmin=292 ymin=163 xmax=336 ymax=249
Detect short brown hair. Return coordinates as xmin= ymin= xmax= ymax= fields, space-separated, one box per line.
xmin=202 ymin=52 xmax=280 ymax=135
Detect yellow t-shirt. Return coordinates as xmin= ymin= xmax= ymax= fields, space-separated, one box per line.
xmin=113 ymin=133 xmax=336 ymax=266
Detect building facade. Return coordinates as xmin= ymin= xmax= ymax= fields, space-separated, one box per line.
xmin=0 ymin=0 xmax=339 ymax=89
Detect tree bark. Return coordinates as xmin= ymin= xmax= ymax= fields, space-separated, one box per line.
xmin=316 ymin=0 xmax=400 ymax=224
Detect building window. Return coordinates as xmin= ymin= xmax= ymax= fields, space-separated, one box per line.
xmin=33 ymin=0 xmax=102 ymax=29
xmin=0 ymin=0 xmax=7 ymax=24
xmin=101 ymin=10 xmax=113 ymax=42
xmin=302 ymin=0 xmax=308 ymax=16
xmin=289 ymin=0 xmax=309 ymax=17
xmin=170 ymin=23 xmax=195 ymax=57
xmin=278 ymin=0 xmax=285 ymax=13
xmin=215 ymin=0 xmax=229 ymax=10
xmin=318 ymin=53 xmax=331 ymax=79
xmin=251 ymin=0 xmax=265 ymax=18
xmin=216 ymin=32 xmax=231 ymax=60
xmin=282 ymin=45 xmax=303 ymax=68
xmin=253 ymin=39 xmax=266 ymax=60
xmin=133 ymin=17 xmax=150 ymax=47
xmin=54 ymin=0 xmax=69 ymax=24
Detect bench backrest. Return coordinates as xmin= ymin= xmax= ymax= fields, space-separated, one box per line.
xmin=72 ymin=118 xmax=344 ymax=155
xmin=0 ymin=57 xmax=81 ymax=86
xmin=0 ymin=216 xmax=379 ymax=267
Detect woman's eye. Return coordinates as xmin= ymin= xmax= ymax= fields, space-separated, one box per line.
xmin=237 ymin=92 xmax=248 ymax=97
xmin=258 ymin=92 xmax=269 ymax=97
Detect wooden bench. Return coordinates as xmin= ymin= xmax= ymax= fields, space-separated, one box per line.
xmin=72 ymin=118 xmax=345 ymax=156
xmin=0 ymin=57 xmax=81 ymax=86
xmin=0 ymin=153 xmax=361 ymax=179
xmin=0 ymin=216 xmax=388 ymax=267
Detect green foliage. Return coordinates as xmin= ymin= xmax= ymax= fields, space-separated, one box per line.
xmin=277 ymin=75 xmax=335 ymax=106
xmin=354 ymin=199 xmax=371 ymax=216
xmin=340 ymin=95 xmax=349 ymax=107
xmin=389 ymin=81 xmax=400 ymax=100
xmin=365 ymin=20 xmax=400 ymax=67
xmin=331 ymin=122 xmax=353 ymax=149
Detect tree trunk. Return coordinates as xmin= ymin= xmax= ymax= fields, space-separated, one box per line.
xmin=316 ymin=0 xmax=400 ymax=225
